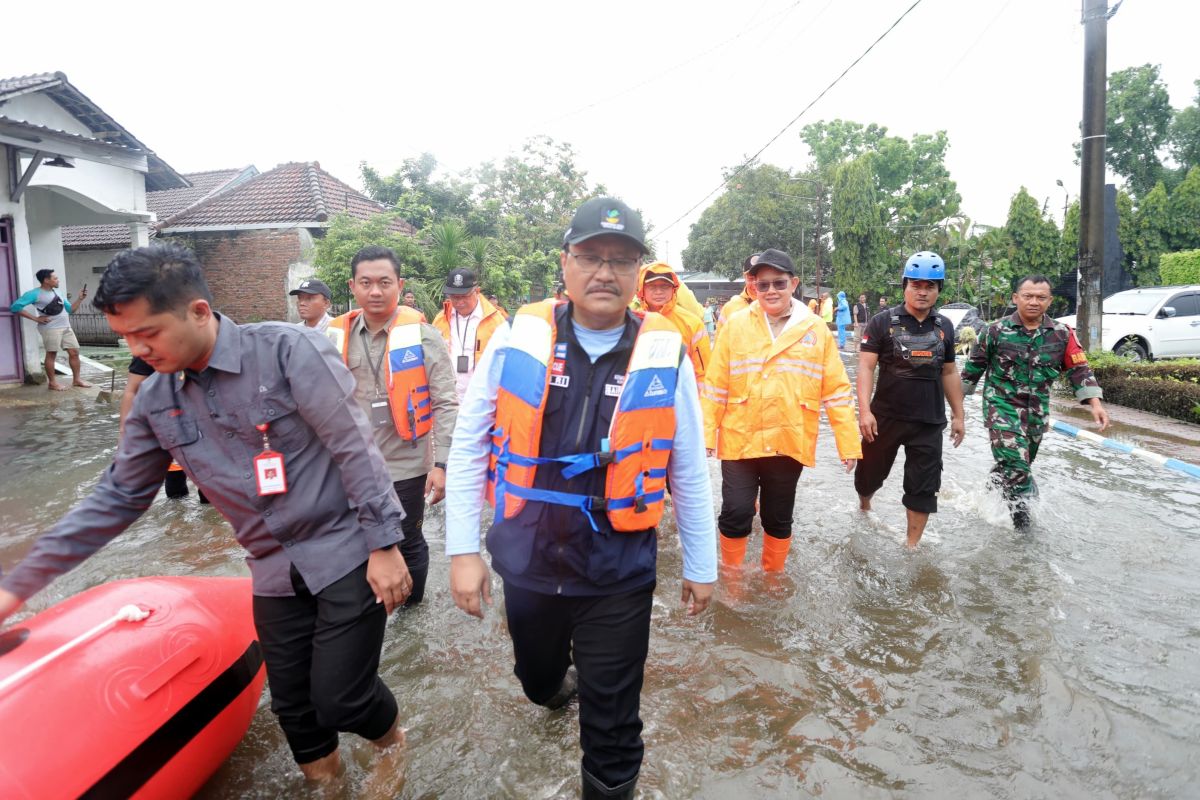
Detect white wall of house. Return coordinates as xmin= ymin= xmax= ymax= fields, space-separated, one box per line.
xmin=285 ymin=228 xmax=318 ymax=323
xmin=1 ymin=93 xmax=156 ymax=380
xmin=64 ymin=249 xmax=121 ymax=307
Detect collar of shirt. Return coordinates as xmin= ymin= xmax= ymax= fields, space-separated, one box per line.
xmin=188 ymin=313 xmax=243 ymax=378
xmin=453 ymin=301 xmax=484 ymax=326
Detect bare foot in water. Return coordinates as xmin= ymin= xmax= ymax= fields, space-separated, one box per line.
xmin=360 ymin=726 xmax=408 ymax=800
xmin=48 ymin=382 xmax=69 ymax=391
xmin=72 ymin=379 xmax=93 ymax=388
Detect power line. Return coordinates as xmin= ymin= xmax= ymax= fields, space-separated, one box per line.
xmin=655 ymin=0 xmax=928 ymax=238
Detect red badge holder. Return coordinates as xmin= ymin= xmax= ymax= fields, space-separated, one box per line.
xmin=254 ymin=423 xmax=288 ymax=496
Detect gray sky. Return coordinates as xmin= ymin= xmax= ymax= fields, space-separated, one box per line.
xmin=5 ymin=0 xmax=1197 ymax=263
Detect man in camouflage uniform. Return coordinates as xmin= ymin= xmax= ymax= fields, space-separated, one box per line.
xmin=961 ymin=274 xmax=1109 ymax=529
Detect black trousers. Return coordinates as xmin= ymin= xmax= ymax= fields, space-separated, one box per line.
xmin=393 ymin=475 xmax=430 ymax=607
xmin=854 ymin=416 xmax=945 ymax=513
xmin=718 ymin=456 xmax=805 ymax=539
xmin=503 ymin=581 xmax=655 ymax=788
xmin=252 ymin=562 xmax=399 ymax=764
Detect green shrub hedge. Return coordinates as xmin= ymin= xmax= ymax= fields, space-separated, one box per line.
xmin=1159 ymin=249 xmax=1200 ymax=285
xmin=1083 ymin=353 xmax=1200 ymax=423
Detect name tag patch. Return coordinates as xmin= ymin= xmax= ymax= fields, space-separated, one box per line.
xmin=605 ymin=383 xmax=622 ymax=397
xmin=550 ymin=374 xmax=570 ymax=388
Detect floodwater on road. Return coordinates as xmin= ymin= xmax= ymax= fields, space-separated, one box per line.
xmin=0 ymin=357 xmax=1197 ymax=799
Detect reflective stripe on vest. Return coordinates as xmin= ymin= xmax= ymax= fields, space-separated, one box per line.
xmin=328 ymin=308 xmax=433 ymax=442
xmin=486 ymin=302 xmax=680 ymax=532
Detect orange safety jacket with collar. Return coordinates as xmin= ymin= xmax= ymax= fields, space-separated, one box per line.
xmin=487 ymin=300 xmax=683 ymax=532
xmin=431 ymin=295 xmax=507 ymax=363
xmin=328 ymin=307 xmax=433 ymax=443
xmin=702 ymin=300 xmax=862 ymax=466
xmin=634 ymin=262 xmax=712 ymax=383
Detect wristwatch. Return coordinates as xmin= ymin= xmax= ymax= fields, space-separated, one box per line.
xmin=434 ymin=462 xmax=446 ymax=470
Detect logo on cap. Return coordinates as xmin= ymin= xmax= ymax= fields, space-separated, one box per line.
xmin=453 ymin=273 xmax=463 ymax=287
xmin=301 ymin=280 xmax=311 ymax=288
xmin=600 ymin=208 xmax=624 ymax=231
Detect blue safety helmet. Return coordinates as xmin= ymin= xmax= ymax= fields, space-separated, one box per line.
xmin=902 ymin=251 xmax=946 ymax=285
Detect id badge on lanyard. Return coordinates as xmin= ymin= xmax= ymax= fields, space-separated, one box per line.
xmin=254 ymin=423 xmax=288 ymax=496
xmin=370 ymin=397 xmax=393 ymax=428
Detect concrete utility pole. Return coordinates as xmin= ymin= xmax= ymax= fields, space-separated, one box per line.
xmin=1077 ymin=0 xmax=1108 ymax=351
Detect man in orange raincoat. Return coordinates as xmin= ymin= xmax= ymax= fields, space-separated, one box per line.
xmin=634 ymin=261 xmax=711 ymax=383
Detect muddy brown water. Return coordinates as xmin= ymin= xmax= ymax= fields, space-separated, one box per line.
xmin=0 ymin=360 xmax=1197 ymax=799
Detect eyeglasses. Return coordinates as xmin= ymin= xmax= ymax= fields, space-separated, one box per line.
xmin=568 ymin=251 xmax=641 ymax=276
xmin=1016 ymin=293 xmax=1051 ymax=302
xmin=754 ymin=278 xmax=791 ymax=292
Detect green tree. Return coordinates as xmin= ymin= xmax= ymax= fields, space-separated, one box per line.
xmin=313 ymin=212 xmax=426 ymax=307
xmin=1102 ymin=64 xmax=1174 ymax=198
xmin=476 ymin=136 xmax=605 ymax=295
xmin=1061 ymin=199 xmax=1081 ymax=278
xmin=1002 ymin=187 xmax=1061 ymax=280
xmin=1166 ymin=166 xmax=1200 ymax=252
xmin=830 ymin=155 xmax=888 ymax=297
xmin=681 ymin=162 xmax=819 ymax=279
xmin=1128 ymin=182 xmax=1170 ymax=284
xmin=360 ymin=153 xmax=480 ymax=233
xmin=1169 ymin=80 xmax=1200 ymax=173
xmin=800 ymin=120 xmax=961 ymax=258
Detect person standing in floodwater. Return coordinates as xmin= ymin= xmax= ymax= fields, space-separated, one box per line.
xmin=855 ymin=252 xmax=965 ymax=548
xmin=961 ymin=273 xmax=1108 ymax=530
xmin=0 ymin=243 xmax=411 ymax=785
xmin=326 ymin=245 xmax=459 ymax=608
xmin=445 ymin=197 xmax=716 ymax=800
xmin=703 ymin=249 xmax=860 ymax=573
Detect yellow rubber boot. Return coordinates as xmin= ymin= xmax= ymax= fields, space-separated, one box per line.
xmin=761 ymin=535 xmax=792 ymax=572
xmin=719 ymin=534 xmax=748 ymax=568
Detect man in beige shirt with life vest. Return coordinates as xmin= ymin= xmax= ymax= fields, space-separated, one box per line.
xmin=327 ymin=245 xmax=459 ymax=606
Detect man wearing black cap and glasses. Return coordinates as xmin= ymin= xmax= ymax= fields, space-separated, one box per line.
xmin=289 ymin=278 xmax=334 ymax=333
xmin=444 ymin=197 xmax=717 ymax=799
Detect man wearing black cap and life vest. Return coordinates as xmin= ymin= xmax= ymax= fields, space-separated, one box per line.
xmin=431 ymin=267 xmax=507 ymax=402
xmin=444 ymin=197 xmax=717 ymax=800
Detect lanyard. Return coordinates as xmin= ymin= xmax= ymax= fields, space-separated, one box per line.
xmin=453 ymin=310 xmax=475 ymax=358
xmin=360 ymin=326 xmax=388 ymax=397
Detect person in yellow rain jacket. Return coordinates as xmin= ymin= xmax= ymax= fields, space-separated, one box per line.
xmin=715 ymin=253 xmax=759 ymax=339
xmin=701 ymin=249 xmax=861 ymax=572
xmin=634 ymin=261 xmax=711 ymax=383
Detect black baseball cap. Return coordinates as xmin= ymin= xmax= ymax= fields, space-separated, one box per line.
xmin=443 ymin=267 xmax=478 ymax=296
xmin=748 ymin=248 xmax=795 ymax=276
xmin=563 ymin=197 xmax=648 ymax=254
xmin=289 ymin=278 xmax=331 ymax=299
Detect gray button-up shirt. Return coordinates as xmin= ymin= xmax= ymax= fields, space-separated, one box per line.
xmin=1 ymin=315 xmax=404 ymax=600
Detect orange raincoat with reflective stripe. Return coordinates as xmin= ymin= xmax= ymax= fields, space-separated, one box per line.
xmin=634 ymin=262 xmax=711 ymax=383
xmin=702 ymin=300 xmax=862 ymax=465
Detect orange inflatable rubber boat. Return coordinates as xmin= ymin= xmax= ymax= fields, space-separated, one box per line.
xmin=0 ymin=576 xmax=265 ymax=799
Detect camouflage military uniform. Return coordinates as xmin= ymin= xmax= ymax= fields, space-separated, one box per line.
xmin=961 ymin=313 xmax=1103 ymax=499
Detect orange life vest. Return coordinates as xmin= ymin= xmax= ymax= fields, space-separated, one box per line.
xmin=486 ymin=301 xmax=682 ymax=532
xmin=328 ymin=307 xmax=433 ymax=443
xmin=431 ymin=296 xmax=506 ymax=361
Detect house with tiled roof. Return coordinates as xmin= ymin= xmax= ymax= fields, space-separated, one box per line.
xmin=151 ymin=161 xmax=415 ymax=323
xmin=60 ymin=166 xmax=258 ymax=324
xmin=0 ymin=71 xmax=186 ymax=383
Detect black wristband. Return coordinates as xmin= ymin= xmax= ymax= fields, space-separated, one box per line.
xmin=434 ymin=462 xmax=446 ymax=470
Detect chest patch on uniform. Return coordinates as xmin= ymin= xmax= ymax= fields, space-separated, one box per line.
xmin=911 ymin=350 xmax=933 ymax=358
xmin=550 ymin=374 xmax=570 ymax=388
xmin=551 ymin=358 xmax=566 ymax=375
xmin=801 ymin=331 xmax=816 ymax=347
xmin=604 ymin=373 xmax=626 ymax=397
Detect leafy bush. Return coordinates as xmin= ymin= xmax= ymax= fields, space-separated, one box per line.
xmin=1159 ymin=249 xmax=1200 ymax=285
xmin=1084 ymin=351 xmax=1200 ymax=422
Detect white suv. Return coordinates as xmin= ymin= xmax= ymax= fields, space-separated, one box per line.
xmin=1056 ymin=285 xmax=1200 ymax=360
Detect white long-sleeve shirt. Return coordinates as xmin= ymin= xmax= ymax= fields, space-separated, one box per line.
xmin=444 ymin=318 xmax=718 ymax=584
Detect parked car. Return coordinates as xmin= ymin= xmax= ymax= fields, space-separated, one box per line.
xmin=1056 ymin=285 xmax=1200 ymax=361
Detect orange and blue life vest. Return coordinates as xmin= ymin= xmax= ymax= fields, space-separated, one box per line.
xmin=328 ymin=307 xmax=433 ymax=443
xmin=486 ymin=301 xmax=682 ymax=533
